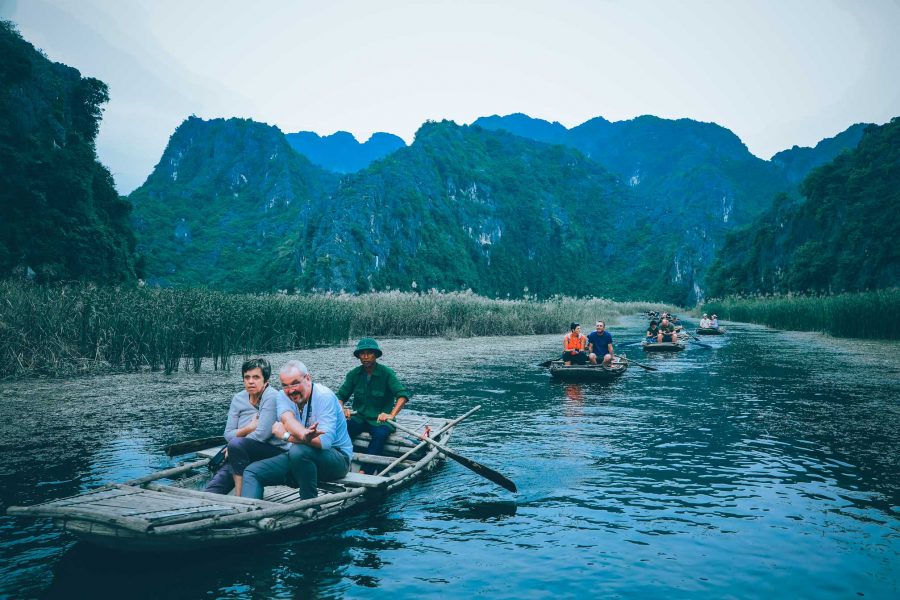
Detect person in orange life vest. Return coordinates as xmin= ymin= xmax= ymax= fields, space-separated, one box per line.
xmin=562 ymin=322 xmax=589 ymax=365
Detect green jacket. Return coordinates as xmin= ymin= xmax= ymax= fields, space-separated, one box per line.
xmin=336 ymin=363 xmax=409 ymax=428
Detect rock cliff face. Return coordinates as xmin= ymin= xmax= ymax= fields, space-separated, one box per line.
xmin=770 ymin=123 xmax=868 ymax=185
xmin=0 ymin=21 xmax=136 ymax=282
xmin=129 ymin=117 xmax=337 ymax=290
xmin=285 ymin=130 xmax=406 ymax=173
xmin=707 ymin=119 xmax=900 ymax=296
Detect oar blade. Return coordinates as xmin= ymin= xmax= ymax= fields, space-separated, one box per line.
xmin=442 ymin=447 xmax=518 ymax=493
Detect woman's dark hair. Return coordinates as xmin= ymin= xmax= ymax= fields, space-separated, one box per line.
xmin=241 ymin=357 xmax=271 ymax=381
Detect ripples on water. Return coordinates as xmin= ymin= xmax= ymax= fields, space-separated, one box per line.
xmin=1 ymin=317 xmax=898 ymax=598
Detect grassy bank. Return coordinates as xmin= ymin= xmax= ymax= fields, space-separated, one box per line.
xmin=1 ymin=281 xmax=673 ymax=378
xmin=701 ymin=289 xmax=900 ymax=340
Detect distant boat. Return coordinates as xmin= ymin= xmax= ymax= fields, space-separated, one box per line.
xmin=696 ymin=327 xmax=726 ymax=335
xmin=6 ymin=413 xmax=455 ymax=552
xmin=641 ymin=341 xmax=686 ymax=352
xmin=549 ymin=360 xmax=628 ymax=382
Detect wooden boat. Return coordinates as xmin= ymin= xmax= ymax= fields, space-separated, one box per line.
xmin=641 ymin=341 xmax=686 ymax=352
xmin=696 ymin=327 xmax=726 ymax=335
xmin=549 ymin=360 xmax=628 ymax=382
xmin=6 ymin=412 xmax=455 ymax=552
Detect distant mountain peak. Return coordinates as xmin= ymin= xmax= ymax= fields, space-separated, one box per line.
xmin=285 ymin=129 xmax=406 ymax=173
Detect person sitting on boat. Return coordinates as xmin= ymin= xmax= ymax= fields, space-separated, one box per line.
xmin=204 ymin=359 xmax=269 ymax=495
xmin=646 ymin=320 xmax=660 ymax=342
xmin=587 ymin=320 xmax=614 ymax=366
xmin=658 ymin=318 xmax=678 ymax=343
xmin=337 ymin=338 xmax=409 ymax=474
xmin=710 ymin=314 xmax=719 ymax=329
xmin=217 ymin=358 xmax=286 ymax=497
xmin=699 ymin=314 xmax=711 ymax=329
xmin=562 ymin=322 xmax=589 ymax=365
xmin=239 ymin=360 xmax=354 ymax=500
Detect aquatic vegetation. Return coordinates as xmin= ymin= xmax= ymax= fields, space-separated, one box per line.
xmin=0 ymin=281 xmax=673 ymax=378
xmin=701 ymin=289 xmax=900 ymax=339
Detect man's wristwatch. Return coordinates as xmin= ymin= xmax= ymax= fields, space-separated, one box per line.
xmin=282 ymin=431 xmax=291 ymax=442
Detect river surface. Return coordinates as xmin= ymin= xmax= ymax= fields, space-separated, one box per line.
xmin=1 ymin=316 xmax=899 ymax=599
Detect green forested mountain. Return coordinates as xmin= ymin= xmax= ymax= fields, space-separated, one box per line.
xmin=706 ymin=118 xmax=900 ymax=296
xmin=296 ymin=120 xmax=641 ymax=297
xmin=129 ymin=117 xmax=338 ymax=290
xmin=474 ymin=114 xmax=796 ymax=302
xmin=473 ymin=113 xmax=871 ymax=302
xmin=0 ymin=21 xmax=136 ymax=283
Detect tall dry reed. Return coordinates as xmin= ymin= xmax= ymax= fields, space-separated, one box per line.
xmin=701 ymin=289 xmax=900 ymax=339
xmin=0 ymin=281 xmax=673 ymax=378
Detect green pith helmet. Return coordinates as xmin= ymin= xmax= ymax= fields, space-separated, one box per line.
xmin=353 ymin=337 xmax=383 ymax=358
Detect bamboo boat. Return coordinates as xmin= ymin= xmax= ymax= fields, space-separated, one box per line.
xmin=549 ymin=360 xmax=628 ymax=382
xmin=6 ymin=412 xmax=455 ymax=552
xmin=696 ymin=327 xmax=726 ymax=335
xmin=641 ymin=341 xmax=686 ymax=352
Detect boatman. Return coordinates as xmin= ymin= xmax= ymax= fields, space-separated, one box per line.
xmin=587 ymin=320 xmax=614 ymax=366
xmin=658 ymin=317 xmax=678 ymax=343
xmin=241 ymin=360 xmax=353 ymax=500
xmin=337 ymin=338 xmax=410 ymax=474
xmin=562 ymin=322 xmax=589 ymax=365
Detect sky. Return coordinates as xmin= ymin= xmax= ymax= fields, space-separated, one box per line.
xmin=3 ymin=0 xmax=900 ymax=194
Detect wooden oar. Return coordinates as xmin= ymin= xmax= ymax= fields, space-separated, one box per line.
xmin=538 ymin=358 xmax=557 ymax=368
xmin=684 ymin=331 xmax=713 ymax=349
xmin=614 ymin=355 xmax=658 ymax=372
xmin=389 ymin=419 xmax=518 ymax=493
xmin=377 ymin=405 xmax=481 ymax=476
xmin=165 ymin=436 xmax=226 ymax=457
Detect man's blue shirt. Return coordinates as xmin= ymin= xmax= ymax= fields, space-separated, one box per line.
xmin=587 ymin=330 xmax=613 ymax=354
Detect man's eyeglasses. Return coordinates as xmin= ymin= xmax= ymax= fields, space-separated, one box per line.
xmin=282 ymin=380 xmax=306 ymax=391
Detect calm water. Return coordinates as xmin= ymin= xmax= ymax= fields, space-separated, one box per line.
xmin=1 ymin=317 xmax=899 ymax=599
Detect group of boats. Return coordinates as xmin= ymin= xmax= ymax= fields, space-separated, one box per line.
xmin=546 ymin=312 xmax=726 ymax=382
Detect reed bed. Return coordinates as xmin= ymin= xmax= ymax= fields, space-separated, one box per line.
xmin=0 ymin=281 xmax=673 ymax=378
xmin=701 ymin=289 xmax=900 ymax=340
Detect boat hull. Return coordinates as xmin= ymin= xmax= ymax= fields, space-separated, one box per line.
xmin=549 ymin=361 xmax=628 ymax=382
xmin=696 ymin=327 xmax=725 ymax=335
xmin=641 ymin=342 xmax=686 ymax=352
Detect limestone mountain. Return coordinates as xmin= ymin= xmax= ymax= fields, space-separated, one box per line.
xmin=770 ymin=123 xmax=869 ymax=185
xmin=294 ymin=120 xmax=644 ymax=298
xmin=285 ymin=130 xmax=406 ymax=173
xmin=473 ymin=113 xmax=868 ymax=302
xmin=0 ymin=21 xmax=136 ymax=283
xmin=129 ymin=117 xmax=337 ymax=290
xmin=706 ymin=118 xmax=900 ymax=296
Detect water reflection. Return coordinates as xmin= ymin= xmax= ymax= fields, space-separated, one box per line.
xmin=0 ymin=318 xmax=899 ymax=598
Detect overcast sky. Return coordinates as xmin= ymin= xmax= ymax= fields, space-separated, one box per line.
xmin=4 ymin=0 xmax=899 ymax=193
